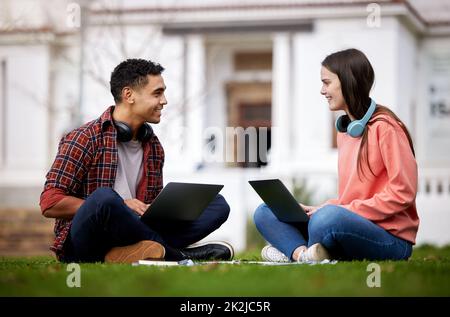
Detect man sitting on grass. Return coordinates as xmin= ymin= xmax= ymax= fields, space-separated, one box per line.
xmin=40 ymin=59 xmax=233 ymax=264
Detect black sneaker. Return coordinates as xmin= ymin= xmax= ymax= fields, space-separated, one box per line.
xmin=181 ymin=241 xmax=234 ymax=261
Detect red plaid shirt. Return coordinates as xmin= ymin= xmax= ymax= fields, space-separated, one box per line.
xmin=40 ymin=106 xmax=164 ymax=260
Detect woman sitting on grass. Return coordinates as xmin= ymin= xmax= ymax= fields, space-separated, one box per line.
xmin=254 ymin=48 xmax=419 ymax=263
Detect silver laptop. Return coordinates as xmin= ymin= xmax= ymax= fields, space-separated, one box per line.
xmin=140 ymin=182 xmax=224 ymax=222
xmin=249 ymin=179 xmax=309 ymax=223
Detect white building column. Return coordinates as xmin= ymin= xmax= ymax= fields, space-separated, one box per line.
xmin=184 ymin=34 xmax=206 ymax=170
xmin=291 ymin=33 xmax=333 ymax=162
xmin=270 ymin=33 xmax=292 ymax=171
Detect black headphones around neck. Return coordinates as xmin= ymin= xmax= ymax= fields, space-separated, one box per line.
xmin=114 ymin=121 xmax=154 ymax=143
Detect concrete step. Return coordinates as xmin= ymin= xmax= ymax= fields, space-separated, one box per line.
xmin=0 ymin=209 xmax=54 ymax=256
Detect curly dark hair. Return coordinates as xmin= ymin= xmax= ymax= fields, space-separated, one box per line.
xmin=110 ymin=58 xmax=165 ymax=103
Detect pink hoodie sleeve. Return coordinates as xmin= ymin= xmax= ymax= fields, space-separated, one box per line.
xmin=324 ymin=198 xmax=339 ymax=205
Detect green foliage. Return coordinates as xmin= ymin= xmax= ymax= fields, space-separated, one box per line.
xmin=291 ymin=177 xmax=314 ymax=205
xmin=246 ymin=217 xmax=266 ymax=252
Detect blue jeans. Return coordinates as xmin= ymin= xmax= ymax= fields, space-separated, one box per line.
xmin=62 ymin=187 xmax=230 ymax=263
xmin=253 ymin=203 xmax=412 ymax=261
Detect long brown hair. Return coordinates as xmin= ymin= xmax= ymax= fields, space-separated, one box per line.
xmin=322 ymin=48 xmax=415 ymax=180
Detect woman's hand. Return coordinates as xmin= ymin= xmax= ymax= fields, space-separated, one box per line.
xmin=299 ymin=203 xmax=321 ymax=217
xmin=124 ymin=199 xmax=150 ymax=217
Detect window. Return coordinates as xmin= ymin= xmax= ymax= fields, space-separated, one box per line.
xmin=234 ymin=52 xmax=272 ymax=71
xmin=226 ymin=82 xmax=272 ymax=168
xmin=239 ymin=102 xmax=272 ymax=168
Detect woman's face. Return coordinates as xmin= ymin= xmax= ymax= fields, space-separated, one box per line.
xmin=320 ymin=66 xmax=347 ymax=112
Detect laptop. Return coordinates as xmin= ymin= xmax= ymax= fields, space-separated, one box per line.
xmin=249 ymin=179 xmax=309 ymax=223
xmin=140 ymin=182 xmax=224 ymax=222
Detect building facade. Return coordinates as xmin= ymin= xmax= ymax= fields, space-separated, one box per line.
xmin=1 ymin=0 xmax=450 ymax=252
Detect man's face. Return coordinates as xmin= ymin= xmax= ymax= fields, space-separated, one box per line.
xmin=131 ymin=74 xmax=167 ymax=124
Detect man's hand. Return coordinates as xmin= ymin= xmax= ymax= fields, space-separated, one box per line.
xmin=299 ymin=203 xmax=321 ymax=217
xmin=124 ymin=199 xmax=150 ymax=217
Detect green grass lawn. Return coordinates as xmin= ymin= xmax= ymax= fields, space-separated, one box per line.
xmin=1 ymin=245 xmax=449 ymax=296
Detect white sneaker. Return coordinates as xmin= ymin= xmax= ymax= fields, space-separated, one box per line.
xmin=297 ymin=243 xmax=331 ymax=263
xmin=261 ymin=245 xmax=290 ymax=262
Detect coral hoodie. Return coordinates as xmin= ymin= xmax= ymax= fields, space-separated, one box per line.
xmin=326 ymin=114 xmax=419 ymax=244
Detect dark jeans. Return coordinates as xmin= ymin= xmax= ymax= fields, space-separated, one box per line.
xmin=62 ymin=187 xmax=230 ymax=263
xmin=254 ymin=203 xmax=413 ymax=261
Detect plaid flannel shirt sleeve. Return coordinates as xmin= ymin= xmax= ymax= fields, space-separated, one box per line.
xmin=40 ymin=130 xmax=94 ymax=212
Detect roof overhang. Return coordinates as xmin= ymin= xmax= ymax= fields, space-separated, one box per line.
xmin=87 ymin=1 xmax=438 ymax=35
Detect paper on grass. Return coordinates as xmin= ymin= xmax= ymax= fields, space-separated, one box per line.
xmin=133 ymin=259 xmax=337 ymax=266
xmin=132 ymin=260 xmax=182 ymax=267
